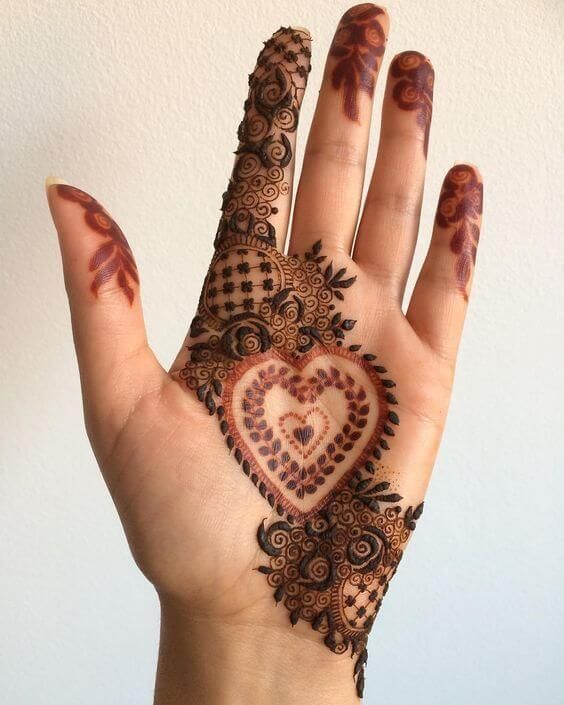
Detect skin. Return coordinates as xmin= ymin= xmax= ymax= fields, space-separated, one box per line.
xmin=46 ymin=5 xmax=483 ymax=705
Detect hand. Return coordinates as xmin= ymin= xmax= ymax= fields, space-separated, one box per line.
xmin=47 ymin=5 xmax=483 ymax=704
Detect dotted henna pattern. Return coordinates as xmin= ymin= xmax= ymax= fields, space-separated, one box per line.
xmin=215 ymin=28 xmax=311 ymax=247
xmin=436 ymin=165 xmax=483 ymax=300
xmin=390 ymin=51 xmax=434 ymax=157
xmin=329 ymin=4 xmax=387 ymax=122
xmin=179 ymin=26 xmax=424 ymax=698
xmin=258 ymin=489 xmax=423 ymax=697
xmin=221 ymin=345 xmax=394 ymax=520
xmin=56 ymin=185 xmax=139 ymax=303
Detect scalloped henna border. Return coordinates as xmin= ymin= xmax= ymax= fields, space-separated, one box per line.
xmin=210 ymin=341 xmax=400 ymax=523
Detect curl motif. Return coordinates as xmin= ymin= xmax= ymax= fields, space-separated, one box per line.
xmin=258 ymin=479 xmax=424 ymax=698
xmin=436 ymin=165 xmax=483 ymax=301
xmin=390 ymin=51 xmax=434 ymax=157
xmin=215 ymin=28 xmax=311 ymax=248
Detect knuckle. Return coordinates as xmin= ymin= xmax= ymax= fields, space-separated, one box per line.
xmin=365 ymin=190 xmax=421 ymax=217
xmin=306 ymin=139 xmax=366 ymax=169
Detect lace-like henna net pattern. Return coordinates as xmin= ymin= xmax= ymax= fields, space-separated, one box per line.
xmin=215 ymin=28 xmax=311 ymax=248
xmin=179 ymin=27 xmax=424 ymax=698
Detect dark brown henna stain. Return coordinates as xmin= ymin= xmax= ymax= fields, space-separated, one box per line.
xmin=56 ymin=185 xmax=138 ymax=304
xmin=329 ymin=4 xmax=387 ymax=122
xmin=258 ymin=489 xmax=424 ymax=698
xmin=221 ymin=345 xmax=392 ymax=520
xmin=436 ymin=165 xmax=483 ymax=301
xmin=180 ymin=232 xmax=415 ymax=695
xmin=215 ymin=28 xmax=311 ymax=248
xmin=179 ymin=26 xmax=423 ymax=699
xmin=390 ymin=51 xmax=434 ymax=157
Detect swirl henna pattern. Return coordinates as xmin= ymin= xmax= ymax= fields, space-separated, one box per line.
xmin=329 ymin=4 xmax=387 ymax=122
xmin=215 ymin=28 xmax=311 ymax=248
xmin=390 ymin=51 xmax=434 ymax=157
xmin=436 ymin=165 xmax=483 ymax=300
xmin=56 ymin=185 xmax=139 ymax=303
xmin=178 ymin=26 xmax=424 ymax=698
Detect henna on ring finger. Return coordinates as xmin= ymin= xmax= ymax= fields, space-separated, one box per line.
xmin=354 ymin=51 xmax=435 ymax=295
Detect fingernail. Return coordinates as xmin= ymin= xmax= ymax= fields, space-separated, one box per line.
xmin=45 ymin=176 xmax=69 ymax=190
xmin=289 ymin=26 xmax=311 ymax=38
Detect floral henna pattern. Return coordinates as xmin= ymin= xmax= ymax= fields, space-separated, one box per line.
xmin=390 ymin=51 xmax=434 ymax=157
xmin=56 ymin=185 xmax=139 ymax=303
xmin=178 ymin=25 xmax=423 ymax=699
xmin=215 ymin=27 xmax=311 ymax=248
xmin=259 ymin=488 xmax=424 ymax=697
xmin=329 ymin=4 xmax=387 ymax=122
xmin=181 ymin=235 xmax=415 ymax=695
xmin=436 ymin=165 xmax=483 ymax=300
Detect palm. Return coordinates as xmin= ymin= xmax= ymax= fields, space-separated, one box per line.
xmin=48 ymin=9 xmax=482 ymax=700
xmin=102 ymin=248 xmax=447 ymax=625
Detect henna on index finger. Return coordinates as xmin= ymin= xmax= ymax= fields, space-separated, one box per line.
xmin=215 ymin=28 xmax=311 ymax=249
xmin=177 ymin=25 xmax=425 ymax=700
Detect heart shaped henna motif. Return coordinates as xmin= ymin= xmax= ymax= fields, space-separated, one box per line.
xmin=173 ymin=27 xmax=414 ymax=697
xmin=279 ymin=408 xmax=330 ymax=459
xmin=222 ymin=345 xmax=391 ymax=520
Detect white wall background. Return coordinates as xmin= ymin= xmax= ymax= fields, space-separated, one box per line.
xmin=1 ymin=1 xmax=563 ymax=703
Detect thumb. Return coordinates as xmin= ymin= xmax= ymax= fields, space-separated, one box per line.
xmin=46 ymin=178 xmax=166 ymax=448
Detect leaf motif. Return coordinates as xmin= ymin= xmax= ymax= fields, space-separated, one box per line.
xmin=89 ymin=241 xmax=114 ymax=271
xmin=90 ymin=257 xmax=119 ymax=295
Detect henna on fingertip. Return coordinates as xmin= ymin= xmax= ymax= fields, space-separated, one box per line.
xmin=435 ymin=165 xmax=483 ymax=301
xmin=389 ymin=51 xmax=435 ymax=157
xmin=56 ymin=185 xmax=139 ymax=304
xmin=215 ymin=27 xmax=311 ymax=249
xmin=329 ymin=4 xmax=389 ymax=123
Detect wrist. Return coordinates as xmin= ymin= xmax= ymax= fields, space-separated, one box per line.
xmin=154 ymin=598 xmax=359 ymax=705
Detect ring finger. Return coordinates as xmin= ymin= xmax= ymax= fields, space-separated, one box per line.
xmin=353 ymin=51 xmax=434 ymax=300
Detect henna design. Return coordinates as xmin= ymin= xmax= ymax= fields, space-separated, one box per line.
xmin=329 ymin=4 xmax=387 ymax=122
xmin=215 ymin=28 xmax=311 ymax=248
xmin=221 ymin=345 xmax=394 ymax=520
xmin=258 ymin=485 xmax=424 ymax=697
xmin=181 ymin=237 xmax=358 ymax=399
xmin=178 ymin=25 xmax=424 ymax=699
xmin=56 ymin=185 xmax=138 ymax=303
xmin=390 ymin=51 xmax=434 ymax=157
xmin=181 ymin=235 xmax=411 ymax=695
xmin=436 ymin=165 xmax=483 ymax=300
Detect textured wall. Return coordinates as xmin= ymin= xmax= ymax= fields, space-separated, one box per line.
xmin=1 ymin=1 xmax=563 ymax=703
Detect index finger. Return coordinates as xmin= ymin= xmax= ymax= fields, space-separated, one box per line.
xmin=214 ymin=26 xmax=311 ymax=252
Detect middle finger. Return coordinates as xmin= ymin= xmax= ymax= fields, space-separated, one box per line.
xmin=289 ymin=4 xmax=390 ymax=257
